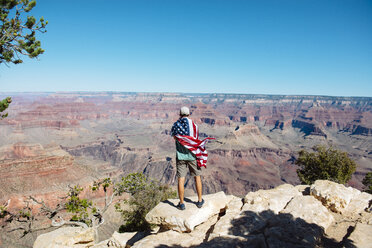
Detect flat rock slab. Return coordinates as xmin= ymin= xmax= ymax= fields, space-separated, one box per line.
xmin=145 ymin=191 xmax=228 ymax=232
xmin=281 ymin=195 xmax=335 ymax=230
xmin=33 ymin=227 xmax=94 ymax=248
xmin=243 ymin=183 xmax=302 ymax=214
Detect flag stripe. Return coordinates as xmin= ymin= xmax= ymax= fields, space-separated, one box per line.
xmin=171 ymin=117 xmax=213 ymax=168
xmin=175 ymin=134 xmax=214 ymax=168
xmin=187 ymin=118 xmax=194 ymax=138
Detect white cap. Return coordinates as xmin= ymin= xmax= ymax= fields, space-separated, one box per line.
xmin=180 ymin=106 xmax=190 ymax=116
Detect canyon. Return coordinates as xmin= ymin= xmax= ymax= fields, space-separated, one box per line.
xmin=0 ymin=92 xmax=371 ymax=247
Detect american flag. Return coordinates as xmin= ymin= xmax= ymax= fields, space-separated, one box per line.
xmin=171 ymin=117 xmax=214 ymax=168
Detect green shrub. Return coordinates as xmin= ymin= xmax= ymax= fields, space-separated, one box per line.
xmin=65 ymin=185 xmax=92 ymax=225
xmin=296 ymin=145 xmax=357 ymax=185
xmin=0 ymin=97 xmax=12 ymax=119
xmin=362 ymin=172 xmax=372 ymax=194
xmin=0 ymin=173 xmax=176 ymax=233
xmin=1 ymin=0 xmax=47 ymax=65
xmin=115 ymin=172 xmax=148 ymax=195
xmin=115 ymin=173 xmax=177 ymax=232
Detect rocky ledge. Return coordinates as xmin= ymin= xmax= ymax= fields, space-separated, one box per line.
xmin=33 ymin=180 xmax=372 ymax=248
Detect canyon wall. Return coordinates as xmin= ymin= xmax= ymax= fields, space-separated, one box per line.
xmin=1 ymin=92 xmax=371 ymax=194
xmin=0 ymin=92 xmax=371 ymax=246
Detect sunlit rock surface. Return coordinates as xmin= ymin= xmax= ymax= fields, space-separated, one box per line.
xmin=34 ymin=180 xmax=372 ymax=248
xmin=243 ymin=184 xmax=301 ymax=214
xmin=145 ymin=191 xmax=229 ymax=232
xmin=33 ymin=227 xmax=94 ymax=248
xmin=310 ymin=180 xmax=372 ymax=214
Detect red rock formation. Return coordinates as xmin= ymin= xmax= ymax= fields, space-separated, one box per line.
xmin=1 ymin=93 xmax=371 ymax=196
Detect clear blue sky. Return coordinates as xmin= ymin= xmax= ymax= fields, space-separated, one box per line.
xmin=1 ymin=0 xmax=372 ymax=97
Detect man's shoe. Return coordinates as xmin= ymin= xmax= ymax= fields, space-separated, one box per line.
xmin=196 ymin=199 xmax=205 ymax=208
xmin=177 ymin=203 xmax=185 ymax=210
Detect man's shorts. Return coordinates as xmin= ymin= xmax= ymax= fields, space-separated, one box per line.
xmin=176 ymin=158 xmax=202 ymax=178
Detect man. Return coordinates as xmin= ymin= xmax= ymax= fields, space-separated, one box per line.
xmin=171 ymin=106 xmax=212 ymax=210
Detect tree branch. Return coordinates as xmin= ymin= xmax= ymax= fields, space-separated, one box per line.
xmin=52 ymin=217 xmax=88 ymax=229
xmin=29 ymin=196 xmax=65 ymax=218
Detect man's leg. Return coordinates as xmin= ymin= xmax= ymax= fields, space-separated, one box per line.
xmin=194 ymin=176 xmax=202 ymax=202
xmin=178 ymin=177 xmax=185 ymax=204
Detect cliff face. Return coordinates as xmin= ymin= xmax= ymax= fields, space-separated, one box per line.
xmin=2 ymin=93 xmax=371 ymax=132
xmin=0 ymin=143 xmax=121 ymax=248
xmin=0 ymin=144 xmax=74 ymax=198
xmin=1 ymin=92 xmax=371 ymax=195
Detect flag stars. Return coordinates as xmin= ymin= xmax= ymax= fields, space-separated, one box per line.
xmin=171 ymin=118 xmax=190 ymax=136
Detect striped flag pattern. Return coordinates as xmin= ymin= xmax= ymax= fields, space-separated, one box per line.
xmin=175 ymin=134 xmax=214 ymax=168
xmin=171 ymin=117 xmax=214 ymax=168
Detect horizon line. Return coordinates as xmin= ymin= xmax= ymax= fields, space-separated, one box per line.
xmin=1 ymin=91 xmax=372 ymax=99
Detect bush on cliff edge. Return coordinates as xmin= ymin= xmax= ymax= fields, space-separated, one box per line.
xmin=296 ymin=145 xmax=357 ymax=185
xmin=115 ymin=173 xmax=177 ymax=232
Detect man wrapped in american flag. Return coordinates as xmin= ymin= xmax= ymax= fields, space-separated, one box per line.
xmin=171 ymin=106 xmax=214 ymax=210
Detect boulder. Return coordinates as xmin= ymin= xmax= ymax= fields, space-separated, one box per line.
xmin=344 ymin=191 xmax=372 ymax=216
xmin=280 ymin=195 xmax=334 ymax=230
xmin=145 ymin=191 xmax=229 ymax=232
xmin=33 ymin=227 xmax=94 ymax=248
xmin=310 ymin=180 xmax=372 ymax=214
xmin=208 ymin=195 xmax=243 ymax=240
xmin=243 ymin=183 xmax=301 ymax=214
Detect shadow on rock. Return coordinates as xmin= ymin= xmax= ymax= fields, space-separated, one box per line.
xmin=154 ymin=210 xmax=357 ymax=248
